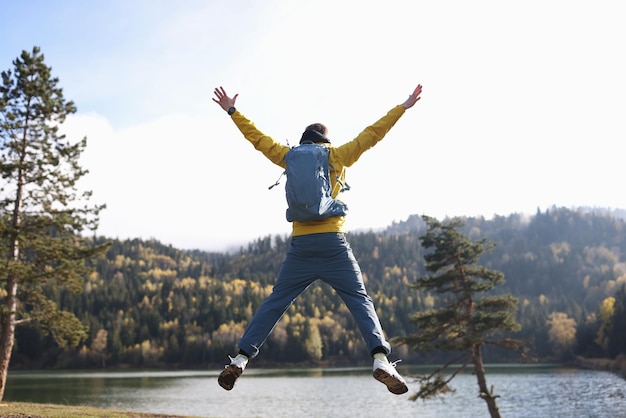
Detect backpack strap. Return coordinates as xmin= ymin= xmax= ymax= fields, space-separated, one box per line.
xmin=268 ymin=139 xmax=293 ymax=189
xmin=329 ymin=162 xmax=351 ymax=193
xmin=268 ymin=171 xmax=285 ymax=190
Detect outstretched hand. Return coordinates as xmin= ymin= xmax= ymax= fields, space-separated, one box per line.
xmin=401 ymin=84 xmax=423 ymax=110
xmin=213 ymin=86 xmax=238 ymax=112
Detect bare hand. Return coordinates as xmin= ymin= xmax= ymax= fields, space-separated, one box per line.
xmin=401 ymin=84 xmax=423 ymax=110
xmin=212 ymin=86 xmax=238 ymax=112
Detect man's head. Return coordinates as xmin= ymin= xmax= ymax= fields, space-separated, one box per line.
xmin=300 ymin=123 xmax=330 ymax=144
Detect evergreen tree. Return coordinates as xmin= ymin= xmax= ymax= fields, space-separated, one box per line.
xmin=595 ymin=296 xmax=615 ymax=353
xmin=392 ymin=216 xmax=526 ymax=418
xmin=607 ymin=284 xmax=626 ymax=358
xmin=0 ymin=47 xmax=107 ymax=399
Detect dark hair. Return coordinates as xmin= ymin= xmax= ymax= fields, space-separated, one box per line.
xmin=299 ymin=123 xmax=330 ymax=144
xmin=305 ymin=123 xmax=328 ymax=136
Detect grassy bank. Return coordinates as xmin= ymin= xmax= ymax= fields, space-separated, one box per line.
xmin=0 ymin=402 xmax=199 ymax=418
xmin=575 ymin=354 xmax=626 ymax=379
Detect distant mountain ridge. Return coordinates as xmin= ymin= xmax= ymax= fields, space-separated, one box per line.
xmin=13 ymin=206 xmax=626 ymax=369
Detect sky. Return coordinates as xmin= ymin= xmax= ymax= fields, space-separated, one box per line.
xmin=1 ymin=0 xmax=624 ymax=252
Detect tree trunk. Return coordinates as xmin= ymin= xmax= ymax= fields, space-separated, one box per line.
xmin=0 ymin=160 xmax=25 ymax=401
xmin=0 ymin=281 xmax=17 ymax=401
xmin=472 ymin=344 xmax=501 ymax=418
xmin=0 ymin=223 xmax=20 ymax=401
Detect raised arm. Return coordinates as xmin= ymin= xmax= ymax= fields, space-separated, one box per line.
xmin=334 ymin=84 xmax=423 ymax=167
xmin=212 ymin=86 xmax=289 ymax=166
xmin=213 ymin=86 xmax=238 ymax=113
xmin=401 ymin=84 xmax=423 ymax=109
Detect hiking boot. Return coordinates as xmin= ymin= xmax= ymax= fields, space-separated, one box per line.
xmin=218 ymin=355 xmax=248 ymax=391
xmin=373 ymin=358 xmax=408 ymax=395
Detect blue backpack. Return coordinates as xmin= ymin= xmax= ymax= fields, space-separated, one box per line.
xmin=270 ymin=142 xmax=349 ymax=222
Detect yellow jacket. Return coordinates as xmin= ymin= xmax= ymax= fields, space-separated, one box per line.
xmin=230 ymin=104 xmax=406 ymax=236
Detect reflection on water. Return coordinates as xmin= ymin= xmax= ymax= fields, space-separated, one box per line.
xmin=6 ymin=365 xmax=626 ymax=417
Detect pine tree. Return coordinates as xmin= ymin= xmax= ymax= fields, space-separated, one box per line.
xmin=0 ymin=46 xmax=108 ymax=399
xmin=607 ymin=284 xmax=626 ymax=358
xmin=392 ymin=216 xmax=526 ymax=418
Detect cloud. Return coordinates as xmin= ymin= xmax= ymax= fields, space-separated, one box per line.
xmin=64 ymin=110 xmax=292 ymax=250
xmin=11 ymin=0 xmax=626 ymax=252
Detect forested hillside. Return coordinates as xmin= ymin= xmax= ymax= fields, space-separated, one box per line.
xmin=12 ymin=207 xmax=626 ymax=369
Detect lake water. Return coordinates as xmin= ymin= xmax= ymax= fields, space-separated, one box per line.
xmin=5 ymin=365 xmax=626 ymax=417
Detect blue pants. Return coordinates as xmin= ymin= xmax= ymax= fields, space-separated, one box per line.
xmin=237 ymin=232 xmax=391 ymax=359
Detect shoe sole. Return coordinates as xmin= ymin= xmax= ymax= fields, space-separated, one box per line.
xmin=373 ymin=368 xmax=409 ymax=395
xmin=218 ymin=365 xmax=243 ymax=391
